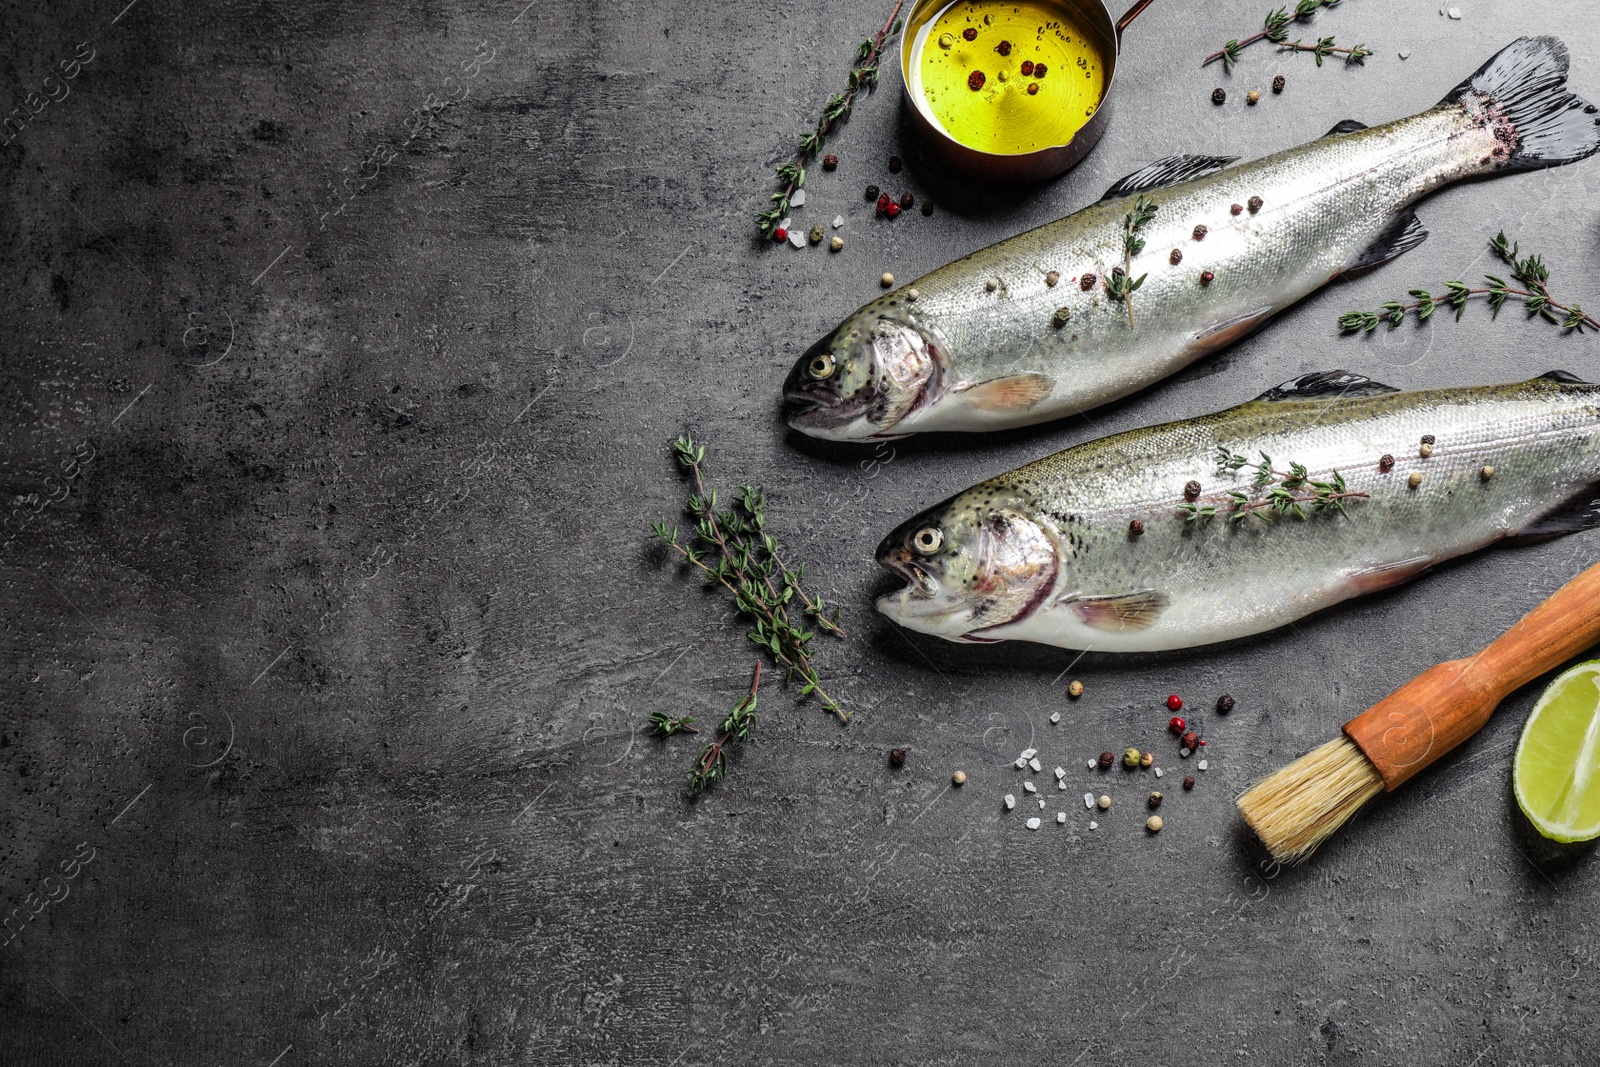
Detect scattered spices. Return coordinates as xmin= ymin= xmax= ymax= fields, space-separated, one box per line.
xmin=1216 ymin=693 xmax=1235 ymax=713
xmin=1069 ymin=680 xmax=1085 ymax=698
xmin=1004 ymin=793 xmax=1016 ymax=809
xmin=865 ymin=184 xmax=880 ymax=201
xmin=900 ymin=192 xmax=914 ymax=209
xmin=1167 ymin=694 xmax=1183 ymax=712
xmin=1193 ymin=224 xmax=1208 ymax=241
xmin=1273 ymin=73 xmax=1286 ymax=92
xmin=1052 ymin=307 xmax=1072 ymax=328
xmin=1023 ymin=780 xmax=1037 ymax=794
xmin=967 ymin=70 xmax=986 ymax=91
xmin=1033 ymin=63 xmax=1047 ymax=78
xmin=1420 ymin=442 xmax=1434 ymax=458
xmin=1200 ymin=270 xmax=1215 ymax=286
xmin=1482 ymin=465 xmax=1495 ymax=480
xmin=830 ymin=235 xmax=844 ymax=252
xmin=1129 ymin=519 xmax=1145 ymax=536
xmin=1020 ymin=747 xmax=1037 ymax=760
xmin=1421 ymin=434 xmax=1435 ymax=445
xmin=1045 ymin=270 xmax=1060 ymax=287
xmin=1169 ymin=248 xmax=1183 ymax=265
xmin=1026 ymin=816 xmax=1041 ymax=830
xmin=1028 ymin=756 xmax=1041 ymax=772
xmin=1027 ymin=82 xmax=1039 ymax=96
xmin=1230 ymin=203 xmax=1243 ymax=216
xmin=1139 ymin=751 xmax=1155 ymax=768
xmin=1020 ymin=59 xmax=1034 ymax=76
xmin=1181 ymin=731 xmax=1200 ymax=750
xmin=822 ymin=153 xmax=839 ymax=170
xmin=962 ymin=26 xmax=977 ymax=40
xmin=1248 ymin=195 xmax=1263 ymax=213
xmin=1056 ymin=811 xmax=1067 ymax=824
xmin=1122 ymin=747 xmax=1142 ymax=769
xmin=773 ymin=227 xmax=789 ymax=243
xmin=1246 ymin=89 xmax=1260 ymax=105
xmin=906 ymin=287 xmax=920 ymax=301
xmin=1408 ymin=471 xmax=1423 ymax=488
xmin=1097 ymin=794 xmax=1112 ymax=810
xmin=952 ymin=770 xmax=967 ymax=785
xmin=1083 ymin=792 xmax=1095 ymax=809
xmin=1184 ymin=480 xmax=1202 ymax=500
xmin=1183 ymin=775 xmax=1195 ymax=790
xmin=1050 ymin=711 xmax=1061 ymax=724
xmin=888 ymin=155 xmax=902 ymax=172
xmin=1080 ymin=273 xmax=1097 ymax=290
xmin=885 ymin=201 xmax=901 ymax=219
xmin=984 ymin=278 xmax=998 ymax=292
xmin=1054 ymin=766 xmax=1066 ymax=779
xmin=1198 ymin=758 xmax=1209 ymax=770
xmin=1098 ymin=751 xmax=1115 ymax=769
xmin=889 ymin=747 xmax=908 ymax=767
xmin=1146 ymin=815 xmax=1163 ymax=832
xmin=1168 ymin=716 xmax=1186 ymax=735
xmin=995 ymin=39 xmax=1012 ymax=56
xmin=1154 ymin=767 xmax=1164 ymax=779
xmin=1379 ymin=453 xmax=1395 ymax=472
xmin=1211 ymin=87 xmax=1226 ymax=105
xmin=881 ymin=272 xmax=895 ymax=287
xmin=1148 ymin=791 xmax=1164 ymax=808
xmin=809 ymin=224 xmax=826 ymax=244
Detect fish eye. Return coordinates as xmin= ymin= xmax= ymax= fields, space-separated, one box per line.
xmin=912 ymin=527 xmax=943 ymax=555
xmin=806 ymin=353 xmax=837 ymax=380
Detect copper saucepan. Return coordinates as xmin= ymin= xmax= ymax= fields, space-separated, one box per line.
xmin=898 ymin=0 xmax=1157 ymax=182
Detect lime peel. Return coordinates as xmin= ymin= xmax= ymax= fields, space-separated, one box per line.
xmin=1514 ymin=660 xmax=1600 ymax=843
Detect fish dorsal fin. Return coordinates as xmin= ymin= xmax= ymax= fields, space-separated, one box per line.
xmin=1256 ymin=370 xmax=1400 ymax=402
xmin=1101 ymin=154 xmax=1239 ymax=200
xmin=1343 ymin=209 xmax=1429 ymax=275
xmin=1324 ymin=118 xmax=1369 ymax=136
xmin=1540 ymin=368 xmax=1592 ymax=384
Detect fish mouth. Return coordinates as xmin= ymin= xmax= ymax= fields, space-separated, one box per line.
xmin=876 ymin=548 xmax=939 ymax=599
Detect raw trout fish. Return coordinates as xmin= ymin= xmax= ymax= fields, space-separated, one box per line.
xmin=785 ymin=38 xmax=1600 ymax=440
xmin=875 ymin=371 xmax=1600 ymax=652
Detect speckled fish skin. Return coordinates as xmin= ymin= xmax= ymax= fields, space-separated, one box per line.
xmin=783 ymin=38 xmax=1600 ymax=440
xmin=875 ymin=374 xmax=1600 ymax=652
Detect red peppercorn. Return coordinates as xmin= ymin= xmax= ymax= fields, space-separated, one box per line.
xmin=822 ymin=153 xmax=839 ymax=170
xmin=1098 ymin=751 xmax=1115 ymax=769
xmin=968 ymin=70 xmax=986 ymax=90
xmin=1200 ymin=270 xmax=1215 ymax=286
xmin=1248 ymin=195 xmax=1263 ymax=213
xmin=885 ymin=201 xmax=901 ymax=219
xmin=1167 ymin=694 xmax=1183 ymax=712
xmin=1020 ymin=60 xmax=1034 ymax=76
xmin=1129 ymin=519 xmax=1144 ymax=536
xmin=1192 ymin=224 xmax=1208 ymax=240
xmin=995 ymin=40 xmax=1012 ymax=56
xmin=889 ymin=747 xmax=907 ymax=767
xmin=1033 ymin=63 xmax=1047 ymax=78
xmin=1183 ymin=775 xmax=1195 ymax=790
xmin=1169 ymin=248 xmax=1182 ymax=265
xmin=1080 ymin=272 xmax=1096 ymax=290
xmin=962 ymin=26 xmax=977 ymax=40
xmin=900 ymin=192 xmax=914 ymax=209
xmin=1272 ymin=74 xmax=1286 ymax=93
xmin=774 ymin=227 xmax=788 ymax=242
xmin=1181 ymin=731 xmax=1200 ymax=750
xmin=1168 ymin=716 xmax=1186 ymax=735
xmin=1230 ymin=203 xmax=1243 ymax=215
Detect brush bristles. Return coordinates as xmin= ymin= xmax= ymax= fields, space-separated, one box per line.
xmin=1237 ymin=736 xmax=1384 ymax=863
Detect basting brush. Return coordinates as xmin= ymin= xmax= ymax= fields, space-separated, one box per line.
xmin=1238 ymin=558 xmax=1600 ymax=862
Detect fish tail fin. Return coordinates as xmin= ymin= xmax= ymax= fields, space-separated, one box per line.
xmin=1443 ymin=36 xmax=1600 ymax=172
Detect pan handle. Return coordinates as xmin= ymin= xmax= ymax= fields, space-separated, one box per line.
xmin=1114 ymin=0 xmax=1156 ymax=44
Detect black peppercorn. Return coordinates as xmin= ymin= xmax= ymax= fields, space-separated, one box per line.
xmin=1183 ymin=775 xmax=1196 ymax=790
xmin=888 ymin=155 xmax=903 ymax=173
xmin=1193 ymin=224 xmax=1207 ymax=241
xmin=889 ymin=747 xmax=907 ymax=767
xmin=1098 ymin=751 xmax=1115 ymax=770
xmin=823 ymin=153 xmax=839 ymax=170
xmin=1421 ymin=434 xmax=1435 ymax=445
xmin=1080 ymin=272 xmax=1097 ymax=290
xmin=1211 ymin=87 xmax=1226 ymax=105
xmin=865 ymin=184 xmax=880 ymax=201
xmin=1272 ymin=74 xmax=1286 ymax=93
xmin=1129 ymin=519 xmax=1145 ymax=536
xmin=1379 ymin=454 xmax=1395 ymax=472
xmin=1184 ymin=480 xmax=1201 ymax=500
xmin=1169 ymin=248 xmax=1183 ymax=265
xmin=900 ymin=192 xmax=914 ymax=209
xmin=1248 ymin=195 xmax=1263 ymax=213
xmin=1216 ymin=693 xmax=1235 ymax=714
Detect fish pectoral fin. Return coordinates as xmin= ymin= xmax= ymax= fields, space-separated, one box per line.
xmin=1190 ymin=306 xmax=1275 ymax=352
xmin=1100 ymin=154 xmax=1239 ymax=200
xmin=956 ymin=374 xmax=1055 ymax=411
xmin=1323 ymin=118 xmax=1370 ymax=136
xmin=1343 ymin=556 xmax=1433 ymax=597
xmin=1059 ymin=590 xmax=1169 ymax=632
xmin=1341 ymin=209 xmax=1429 ymax=276
xmin=1255 ymin=370 xmax=1401 ymax=401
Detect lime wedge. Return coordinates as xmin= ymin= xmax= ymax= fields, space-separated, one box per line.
xmin=1514 ymin=660 xmax=1600 ymax=843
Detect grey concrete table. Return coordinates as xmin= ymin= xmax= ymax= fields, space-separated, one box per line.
xmin=4 ymin=0 xmax=1598 ymax=1063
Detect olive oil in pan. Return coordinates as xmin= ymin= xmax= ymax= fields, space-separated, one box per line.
xmin=911 ymin=0 xmax=1107 ymax=155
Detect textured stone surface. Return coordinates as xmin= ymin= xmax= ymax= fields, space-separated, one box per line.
xmin=3 ymin=1 xmax=1599 ymax=1063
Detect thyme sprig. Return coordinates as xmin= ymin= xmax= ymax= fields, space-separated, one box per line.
xmin=1107 ymin=195 xmax=1156 ymax=328
xmin=1179 ymin=447 xmax=1368 ymax=523
xmin=686 ymin=663 xmax=762 ymax=794
xmin=1203 ymin=1 xmax=1358 ymax=70
xmin=650 ymin=434 xmax=847 ymax=720
xmin=757 ymin=0 xmax=907 ymax=238
xmin=1280 ymin=36 xmax=1372 ymax=65
xmin=1339 ymin=230 xmax=1597 ymax=334
xmin=646 ymin=711 xmax=699 ymax=736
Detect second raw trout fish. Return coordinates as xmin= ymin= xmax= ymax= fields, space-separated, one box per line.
xmin=784 ymin=37 xmax=1600 ymax=440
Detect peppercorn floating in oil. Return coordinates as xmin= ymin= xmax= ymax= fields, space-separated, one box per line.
xmin=785 ymin=39 xmax=1600 ymax=441
xmin=909 ymin=0 xmax=1106 ymax=156
xmin=873 ymin=371 xmax=1600 ymax=652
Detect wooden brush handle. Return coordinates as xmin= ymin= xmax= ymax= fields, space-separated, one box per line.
xmin=1345 ymin=558 xmax=1600 ymax=790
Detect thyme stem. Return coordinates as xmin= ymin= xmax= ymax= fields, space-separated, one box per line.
xmin=1202 ymin=0 xmax=1357 ymax=70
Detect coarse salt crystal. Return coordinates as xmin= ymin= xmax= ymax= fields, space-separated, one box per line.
xmin=790 ymin=189 xmax=806 ymax=207
xmin=1038 ymin=798 xmax=1045 ymax=809
xmin=1086 ymin=759 xmax=1097 ymax=770
xmin=1198 ymin=759 xmax=1209 ymax=770
xmin=1447 ymin=6 xmax=1460 ymax=18
xmin=832 ymin=215 xmax=844 ymax=228
xmin=1083 ymin=792 xmax=1095 ymax=809
xmin=1180 ymin=748 xmax=1191 ymax=758
xmin=1028 ymin=758 xmax=1042 ymax=772
xmin=1049 ymin=712 xmax=1060 ymax=724
xmin=1054 ymin=766 xmax=1066 ymax=779
xmin=1057 ymin=779 xmax=1067 ymax=790
xmin=788 ymin=229 xmax=807 ymax=248
xmin=1089 ymin=821 xmax=1099 ymax=830
xmin=1023 ymin=781 xmax=1037 ymax=794
xmin=1020 ymin=748 xmax=1037 ymax=760
xmin=1026 ymin=816 xmax=1041 ymax=830
xmin=1398 ymin=49 xmax=1411 ymax=59
xmin=1004 ymin=794 xmax=1016 ymax=809
xmin=1014 ymin=758 xmax=1027 ymax=769
xmin=1056 ymin=812 xmax=1067 ymax=824
xmin=1154 ymin=767 xmax=1164 ymax=778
